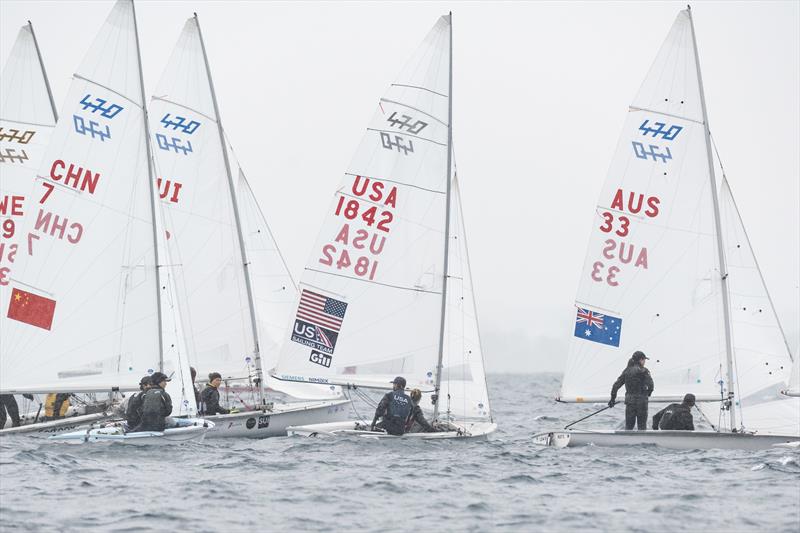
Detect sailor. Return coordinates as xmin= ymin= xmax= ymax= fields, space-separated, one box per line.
xmin=44 ymin=393 xmax=71 ymax=420
xmin=125 ymin=376 xmax=152 ymax=430
xmin=608 ymin=351 xmax=654 ymax=430
xmin=405 ymin=388 xmax=436 ymax=433
xmin=0 ymin=394 xmax=22 ymax=428
xmin=200 ymin=372 xmax=230 ymax=416
xmin=131 ymin=372 xmax=173 ymax=432
xmin=371 ymin=376 xmax=412 ymax=436
xmin=190 ymin=367 xmax=201 ymax=410
xmin=652 ymin=393 xmax=695 ymax=430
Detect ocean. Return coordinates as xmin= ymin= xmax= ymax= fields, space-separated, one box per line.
xmin=0 ymin=373 xmax=798 ymax=532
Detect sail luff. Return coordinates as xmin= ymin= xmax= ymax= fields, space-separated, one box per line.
xmin=27 ymin=21 xmax=58 ymax=122
xmin=686 ymin=6 xmax=736 ymax=430
xmin=194 ymin=13 xmax=265 ymax=404
xmin=131 ymin=0 xmax=164 ymax=372
xmin=432 ymin=12 xmax=454 ymax=422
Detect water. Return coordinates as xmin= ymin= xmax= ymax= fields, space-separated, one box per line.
xmin=1 ymin=374 xmax=798 ymax=532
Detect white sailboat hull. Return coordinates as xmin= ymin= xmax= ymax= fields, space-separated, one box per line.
xmin=0 ymin=412 xmax=114 ymax=436
xmin=287 ymin=420 xmax=497 ymax=440
xmin=49 ymin=419 xmax=213 ymax=444
xmin=203 ymin=399 xmax=351 ymax=438
xmin=531 ymin=429 xmax=800 ymax=451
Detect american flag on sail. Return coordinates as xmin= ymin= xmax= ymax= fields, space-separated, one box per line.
xmin=573 ymin=307 xmax=622 ymax=347
xmin=290 ymin=290 xmax=348 ymax=355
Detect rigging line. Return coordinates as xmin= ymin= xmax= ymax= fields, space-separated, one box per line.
xmin=150 ymin=96 xmax=216 ymax=123
xmin=391 ymin=83 xmax=448 ymax=98
xmin=378 ymin=98 xmax=448 ymax=126
xmin=366 ymin=127 xmax=447 ymax=147
xmin=72 ymin=74 xmax=141 ymax=108
xmin=344 ymin=173 xmax=445 ymax=195
xmin=304 ymin=267 xmax=443 ymax=295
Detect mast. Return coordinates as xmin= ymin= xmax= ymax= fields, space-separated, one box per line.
xmin=687 ymin=6 xmax=736 ymax=430
xmin=433 ymin=13 xmax=454 ymax=421
xmin=27 ymin=21 xmax=58 ymax=122
xmin=131 ymin=0 xmax=165 ymax=372
xmin=194 ymin=13 xmax=266 ymax=405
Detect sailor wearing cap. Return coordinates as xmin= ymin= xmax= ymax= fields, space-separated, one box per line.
xmin=130 ymin=372 xmax=173 ymax=432
xmin=370 ymin=376 xmax=412 ymax=436
xmin=608 ymin=351 xmax=654 ymax=430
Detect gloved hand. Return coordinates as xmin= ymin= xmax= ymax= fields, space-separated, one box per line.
xmin=229 ymin=408 xmax=240 ymax=414
xmin=608 ymin=399 xmax=616 ymax=408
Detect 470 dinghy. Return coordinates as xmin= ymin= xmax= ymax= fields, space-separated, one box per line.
xmin=49 ymin=418 xmax=214 ymax=444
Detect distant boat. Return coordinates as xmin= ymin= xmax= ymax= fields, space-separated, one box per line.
xmin=147 ymin=13 xmax=349 ymax=438
xmin=533 ymin=7 xmax=798 ymax=450
xmin=273 ymin=14 xmax=496 ymax=439
xmin=0 ymin=0 xmax=209 ymax=441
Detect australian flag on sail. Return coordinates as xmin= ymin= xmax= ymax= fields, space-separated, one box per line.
xmin=290 ymin=289 xmax=348 ymax=355
xmin=574 ymin=307 xmax=622 ymax=347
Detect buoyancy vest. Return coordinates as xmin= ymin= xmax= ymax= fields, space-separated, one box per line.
xmin=384 ymin=391 xmax=412 ymax=435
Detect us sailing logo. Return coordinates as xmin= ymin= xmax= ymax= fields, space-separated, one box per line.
xmin=290 ymin=290 xmax=347 ymax=355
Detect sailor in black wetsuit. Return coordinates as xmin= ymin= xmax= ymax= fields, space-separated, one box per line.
xmin=371 ymin=376 xmax=412 ymax=436
xmin=405 ymin=388 xmax=436 ymax=433
xmin=125 ymin=376 xmax=151 ymax=430
xmin=199 ymin=372 xmax=230 ymax=416
xmin=0 ymin=394 xmax=21 ymax=428
xmin=132 ymin=372 xmax=173 ymax=432
xmin=653 ymin=393 xmax=695 ymax=430
xmin=609 ymin=351 xmax=654 ymax=430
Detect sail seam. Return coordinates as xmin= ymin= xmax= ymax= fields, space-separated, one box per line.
xmin=628 ymin=106 xmax=702 ymax=125
xmin=391 ymin=83 xmax=448 ymax=98
xmin=304 ymin=267 xmax=442 ymax=294
xmin=151 ymin=96 xmax=216 ymax=122
xmin=344 ymin=173 xmax=445 ymax=195
xmin=73 ymin=74 xmax=140 ymax=107
xmin=379 ymin=98 xmax=448 ymax=126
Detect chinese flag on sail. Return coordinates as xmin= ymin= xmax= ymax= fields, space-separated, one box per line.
xmin=7 ymin=287 xmax=56 ymax=330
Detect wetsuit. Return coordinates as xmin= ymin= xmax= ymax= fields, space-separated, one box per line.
xmin=200 ymin=385 xmax=230 ymax=415
xmin=405 ymin=404 xmax=435 ymax=433
xmin=0 ymin=394 xmax=21 ymax=428
xmin=610 ymin=362 xmax=654 ymax=430
xmin=652 ymin=403 xmax=694 ymax=430
xmin=372 ymin=390 xmax=412 ymax=436
xmin=132 ymin=388 xmax=172 ymax=432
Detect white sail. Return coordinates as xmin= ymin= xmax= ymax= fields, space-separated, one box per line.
xmin=439 ymin=176 xmax=491 ymax=421
xmin=0 ymin=22 xmax=58 ymax=347
xmin=560 ymin=10 xmax=728 ymax=403
xmin=149 ymin=17 xmax=257 ymax=384
xmin=0 ymin=0 xmax=164 ymax=395
xmin=273 ymin=16 xmax=452 ymax=392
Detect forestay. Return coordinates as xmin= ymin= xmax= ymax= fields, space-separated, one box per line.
xmin=560 ymin=10 xmax=729 ymax=404
xmin=0 ymin=22 xmax=58 ymax=345
xmin=150 ymin=17 xmax=257 ymax=384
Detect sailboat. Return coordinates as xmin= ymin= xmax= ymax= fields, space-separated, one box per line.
xmin=273 ymin=14 xmax=496 ymax=439
xmin=148 ymin=14 xmax=349 ymax=438
xmin=0 ymin=0 xmax=210 ymax=442
xmin=533 ymin=7 xmax=799 ymax=450
xmin=0 ymin=21 xmax=62 ymax=430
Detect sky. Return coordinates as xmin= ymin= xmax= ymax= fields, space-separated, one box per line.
xmin=1 ymin=0 xmax=798 ymax=374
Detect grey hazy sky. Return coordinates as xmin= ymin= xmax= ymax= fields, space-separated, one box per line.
xmin=1 ymin=0 xmax=798 ymax=373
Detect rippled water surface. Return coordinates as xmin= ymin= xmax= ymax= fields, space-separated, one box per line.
xmin=1 ymin=374 xmax=798 ymax=532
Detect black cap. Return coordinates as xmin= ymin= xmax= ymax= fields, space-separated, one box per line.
xmin=139 ymin=375 xmax=152 ymax=386
xmin=150 ymin=372 xmax=171 ymax=384
xmin=632 ymin=351 xmax=650 ymax=361
xmin=683 ymin=393 xmax=696 ymax=406
xmin=391 ymin=376 xmax=406 ymax=388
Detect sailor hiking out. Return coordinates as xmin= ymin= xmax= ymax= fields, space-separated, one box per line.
xmin=371 ymin=376 xmax=412 ymax=436
xmin=653 ymin=393 xmax=696 ymax=430
xmin=608 ymin=351 xmax=654 ymax=430
xmin=131 ymin=372 xmax=173 ymax=432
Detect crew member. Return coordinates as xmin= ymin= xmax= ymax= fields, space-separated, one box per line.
xmin=405 ymin=388 xmax=436 ymax=433
xmin=653 ymin=393 xmax=695 ymax=430
xmin=371 ymin=376 xmax=412 ymax=436
xmin=132 ymin=372 xmax=172 ymax=432
xmin=200 ymin=372 xmax=230 ymax=415
xmin=0 ymin=394 xmax=21 ymax=429
xmin=125 ymin=376 xmax=151 ymax=430
xmin=608 ymin=351 xmax=654 ymax=430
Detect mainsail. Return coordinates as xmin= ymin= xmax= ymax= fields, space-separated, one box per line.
xmin=558 ymin=8 xmax=794 ymax=435
xmin=272 ymin=16 xmax=492 ymax=424
xmin=0 ymin=1 xmax=195 ymax=418
xmin=0 ymin=22 xmax=58 ymax=346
